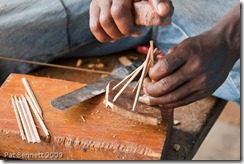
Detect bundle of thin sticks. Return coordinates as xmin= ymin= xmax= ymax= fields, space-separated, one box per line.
xmin=11 ymin=78 xmax=49 ymax=143
xmin=111 ymin=41 xmax=161 ymax=111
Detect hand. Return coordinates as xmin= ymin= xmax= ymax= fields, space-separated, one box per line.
xmin=89 ymin=0 xmax=173 ymax=42
xmin=139 ymin=30 xmax=239 ymax=109
xmin=139 ymin=1 xmax=240 ymax=109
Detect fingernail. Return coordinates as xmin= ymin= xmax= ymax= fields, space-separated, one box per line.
xmin=139 ymin=96 xmax=150 ymax=105
xmin=157 ymin=2 xmax=169 ymax=16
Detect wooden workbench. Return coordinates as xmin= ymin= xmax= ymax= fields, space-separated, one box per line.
xmin=1 ymin=51 xmax=227 ymax=160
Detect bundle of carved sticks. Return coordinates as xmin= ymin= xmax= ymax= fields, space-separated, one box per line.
xmin=106 ymin=41 xmax=161 ymax=111
xmin=11 ymin=78 xmax=49 ymax=143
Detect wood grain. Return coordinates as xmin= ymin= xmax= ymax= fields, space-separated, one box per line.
xmin=0 ymin=74 xmax=173 ymax=160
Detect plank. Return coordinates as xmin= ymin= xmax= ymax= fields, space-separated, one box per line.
xmin=0 ymin=74 xmax=173 ymax=160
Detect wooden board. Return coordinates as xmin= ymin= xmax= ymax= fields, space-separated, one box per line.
xmin=107 ymin=81 xmax=163 ymax=125
xmin=0 ymin=74 xmax=173 ymax=160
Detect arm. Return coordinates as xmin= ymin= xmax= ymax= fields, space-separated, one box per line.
xmin=89 ymin=0 xmax=174 ymax=42
xmin=139 ymin=1 xmax=240 ymax=108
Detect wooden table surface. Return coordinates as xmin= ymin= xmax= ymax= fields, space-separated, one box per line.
xmin=22 ymin=51 xmax=227 ymax=160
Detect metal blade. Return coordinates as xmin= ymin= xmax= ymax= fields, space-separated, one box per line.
xmin=51 ymin=60 xmax=143 ymax=110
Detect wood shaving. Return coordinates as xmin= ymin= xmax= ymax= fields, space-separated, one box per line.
xmin=81 ymin=115 xmax=86 ymax=122
xmin=95 ymin=63 xmax=104 ymax=68
xmin=173 ymin=144 xmax=180 ymax=152
xmin=128 ymin=56 xmax=139 ymax=61
xmin=173 ymin=120 xmax=181 ymax=126
xmin=76 ymin=59 xmax=83 ymax=67
xmin=87 ymin=64 xmax=95 ymax=68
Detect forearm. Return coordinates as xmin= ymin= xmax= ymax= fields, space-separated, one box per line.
xmin=211 ymin=1 xmax=240 ymax=61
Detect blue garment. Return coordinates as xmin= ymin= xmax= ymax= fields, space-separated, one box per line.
xmin=0 ymin=0 xmax=240 ymax=104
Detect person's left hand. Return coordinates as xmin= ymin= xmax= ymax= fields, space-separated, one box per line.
xmin=139 ymin=30 xmax=239 ymax=109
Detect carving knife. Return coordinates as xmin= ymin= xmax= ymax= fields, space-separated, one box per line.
xmin=51 ymin=60 xmax=143 ymax=110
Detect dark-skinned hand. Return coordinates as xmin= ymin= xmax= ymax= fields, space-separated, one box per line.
xmin=89 ymin=0 xmax=174 ymax=42
xmin=139 ymin=30 xmax=238 ymax=109
xmin=139 ymin=0 xmax=240 ymax=109
xmin=139 ymin=2 xmax=240 ymax=109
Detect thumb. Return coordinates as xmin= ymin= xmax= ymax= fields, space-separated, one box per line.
xmin=149 ymin=0 xmax=171 ymax=16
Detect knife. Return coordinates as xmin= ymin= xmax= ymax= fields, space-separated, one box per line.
xmin=51 ymin=60 xmax=143 ymax=110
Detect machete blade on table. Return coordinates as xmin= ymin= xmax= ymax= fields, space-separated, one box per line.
xmin=51 ymin=60 xmax=143 ymax=110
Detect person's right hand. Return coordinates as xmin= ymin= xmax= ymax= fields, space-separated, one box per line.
xmin=89 ymin=0 xmax=174 ymax=42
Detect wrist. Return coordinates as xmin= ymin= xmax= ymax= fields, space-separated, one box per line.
xmin=210 ymin=2 xmax=240 ymax=62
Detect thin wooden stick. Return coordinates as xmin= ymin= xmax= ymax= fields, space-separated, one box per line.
xmin=14 ymin=96 xmax=32 ymax=143
xmin=112 ymin=64 xmax=144 ymax=91
xmin=11 ymin=97 xmax=26 ymax=140
xmin=150 ymin=43 xmax=154 ymax=66
xmin=105 ymin=82 xmax=110 ymax=107
xmin=18 ymin=97 xmax=35 ymax=143
xmin=21 ymin=95 xmax=41 ymax=143
xmin=132 ymin=41 xmax=153 ymax=111
xmin=25 ymin=93 xmax=49 ymax=137
xmin=112 ymin=63 xmax=145 ymax=102
xmin=22 ymin=78 xmax=43 ymax=119
xmin=132 ymin=60 xmax=152 ymax=93
xmin=0 ymin=56 xmax=110 ymax=75
xmin=132 ymin=48 xmax=159 ymax=93
xmin=80 ymin=116 xmax=86 ymax=122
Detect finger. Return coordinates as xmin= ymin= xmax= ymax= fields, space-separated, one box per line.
xmin=111 ymin=1 xmax=139 ymax=36
xmin=149 ymin=52 xmax=186 ymax=81
xmin=159 ymin=92 xmax=207 ymax=109
xmin=149 ymin=0 xmax=171 ymax=16
xmin=89 ymin=7 xmax=111 ymax=42
xmin=146 ymin=65 xmax=189 ymax=97
xmin=99 ymin=1 xmax=124 ymax=40
xmin=89 ymin=5 xmax=111 ymax=42
xmin=140 ymin=80 xmax=194 ymax=105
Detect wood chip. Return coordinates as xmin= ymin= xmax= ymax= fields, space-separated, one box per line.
xmin=87 ymin=64 xmax=95 ymax=68
xmin=173 ymin=144 xmax=181 ymax=152
xmin=118 ymin=56 xmax=132 ymax=66
xmin=81 ymin=116 xmax=86 ymax=122
xmin=95 ymin=63 xmax=104 ymax=68
xmin=173 ymin=120 xmax=181 ymax=126
xmin=76 ymin=59 xmax=83 ymax=67
xmin=101 ymin=74 xmax=108 ymax=78
xmin=128 ymin=56 xmax=139 ymax=61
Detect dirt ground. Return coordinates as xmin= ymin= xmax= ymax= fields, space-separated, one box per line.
xmin=193 ymin=102 xmax=241 ymax=160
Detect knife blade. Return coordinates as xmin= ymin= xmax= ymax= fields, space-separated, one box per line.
xmin=51 ymin=60 xmax=143 ymax=110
